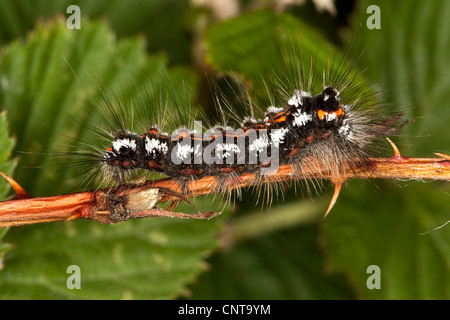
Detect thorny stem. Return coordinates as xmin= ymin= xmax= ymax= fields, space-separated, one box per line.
xmin=0 ymin=140 xmax=449 ymax=228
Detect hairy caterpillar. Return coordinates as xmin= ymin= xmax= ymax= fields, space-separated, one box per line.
xmin=64 ymin=40 xmax=406 ymax=214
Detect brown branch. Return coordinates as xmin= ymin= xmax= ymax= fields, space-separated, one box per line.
xmin=1 ymin=143 xmax=449 ymax=227
xmin=0 ymin=176 xmax=221 ymax=227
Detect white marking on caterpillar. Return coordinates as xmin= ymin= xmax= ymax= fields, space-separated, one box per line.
xmin=249 ymin=134 xmax=269 ymax=153
xmin=112 ymin=138 xmax=137 ymax=152
xmin=292 ymin=110 xmax=313 ymax=127
xmin=288 ymin=89 xmax=309 ymax=107
xmin=145 ymin=137 xmax=168 ymax=155
xmin=325 ymin=112 xmax=338 ymax=121
xmin=334 ymin=89 xmax=340 ymax=99
xmin=241 ymin=116 xmax=258 ymax=126
xmin=216 ymin=143 xmax=241 ymax=158
xmin=194 ymin=143 xmax=202 ymax=157
xmin=270 ymin=127 xmax=289 ymax=145
xmin=266 ymin=106 xmax=285 ymax=114
xmin=175 ymin=144 xmax=193 ymax=160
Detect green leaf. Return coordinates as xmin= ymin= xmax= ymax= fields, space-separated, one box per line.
xmin=0 ymin=0 xmax=192 ymax=65
xmin=206 ymin=9 xmax=333 ymax=79
xmin=0 ymin=214 xmax=223 ymax=299
xmin=0 ymin=18 xmax=224 ymax=299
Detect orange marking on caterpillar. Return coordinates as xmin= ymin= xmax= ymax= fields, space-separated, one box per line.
xmin=181 ymin=168 xmax=198 ymax=176
xmin=273 ymin=116 xmax=287 ymax=123
xmin=148 ymin=161 xmax=163 ymax=169
xmin=260 ymin=162 xmax=272 ymax=168
xmin=318 ymin=109 xmax=326 ymax=120
xmin=220 ymin=167 xmax=236 ymax=174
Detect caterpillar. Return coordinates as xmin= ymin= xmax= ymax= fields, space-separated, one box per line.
xmin=65 ymin=40 xmax=406 ymax=215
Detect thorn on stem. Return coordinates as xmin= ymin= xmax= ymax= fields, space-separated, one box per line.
xmin=386 ymin=137 xmax=405 ymax=160
xmin=0 ymin=171 xmax=31 ymax=200
xmin=435 ymin=152 xmax=450 ymax=161
xmin=324 ymin=178 xmax=345 ymax=217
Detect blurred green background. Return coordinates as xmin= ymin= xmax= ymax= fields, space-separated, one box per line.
xmin=0 ymin=0 xmax=449 ymax=299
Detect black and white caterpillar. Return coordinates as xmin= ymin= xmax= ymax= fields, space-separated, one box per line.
xmin=68 ymin=42 xmax=406 ymax=213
